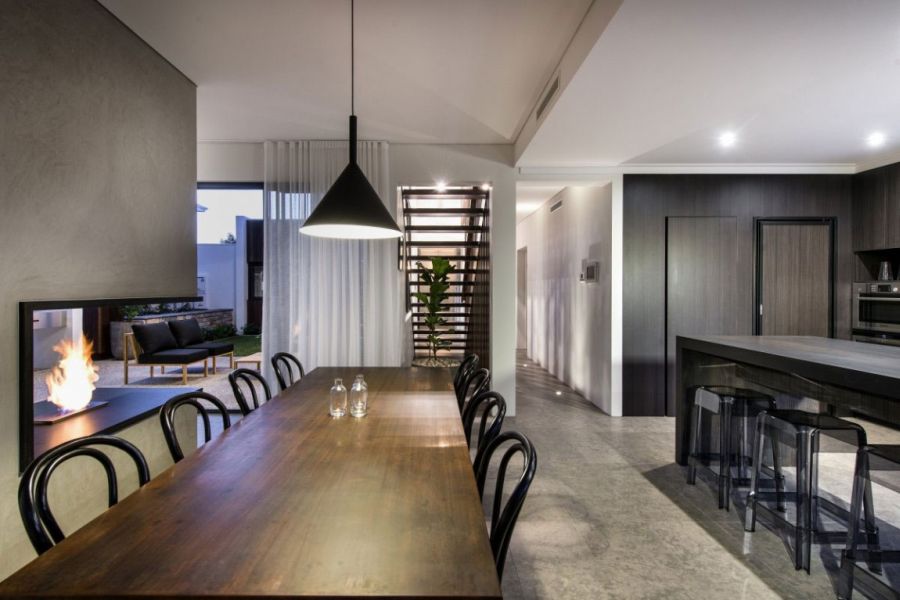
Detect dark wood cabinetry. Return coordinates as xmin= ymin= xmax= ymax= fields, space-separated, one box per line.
xmin=623 ymin=174 xmax=853 ymax=416
xmin=853 ymin=167 xmax=888 ymax=251
xmin=852 ymin=162 xmax=900 ymax=251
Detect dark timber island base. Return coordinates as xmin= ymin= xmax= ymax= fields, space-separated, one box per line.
xmin=676 ymin=335 xmax=900 ymax=465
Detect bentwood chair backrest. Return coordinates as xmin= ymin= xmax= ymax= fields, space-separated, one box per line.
xmin=473 ymin=431 xmax=537 ymax=580
xmin=458 ymin=367 xmax=490 ymax=413
xmin=18 ymin=434 xmax=150 ymax=554
xmin=228 ymin=368 xmax=273 ymax=415
xmin=454 ymin=354 xmax=480 ymax=398
xmin=271 ymin=352 xmax=305 ymax=391
xmin=461 ymin=390 xmax=507 ymax=455
xmin=159 ymin=391 xmax=231 ymax=462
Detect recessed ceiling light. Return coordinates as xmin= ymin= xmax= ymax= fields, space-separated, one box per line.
xmin=555 ymin=391 xmax=562 ymax=396
xmin=435 ymin=180 xmax=448 ymax=192
xmin=718 ymin=131 xmax=737 ymax=148
xmin=867 ymin=132 xmax=886 ymax=148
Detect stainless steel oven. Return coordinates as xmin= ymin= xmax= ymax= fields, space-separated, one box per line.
xmin=853 ymin=281 xmax=900 ymax=334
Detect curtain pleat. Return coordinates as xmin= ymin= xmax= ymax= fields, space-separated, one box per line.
xmin=262 ymin=140 xmax=403 ymax=377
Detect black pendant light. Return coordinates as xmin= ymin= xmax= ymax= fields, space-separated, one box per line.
xmin=299 ymin=0 xmax=402 ymax=240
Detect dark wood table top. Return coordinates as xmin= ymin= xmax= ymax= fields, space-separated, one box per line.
xmin=678 ymin=335 xmax=900 ymax=400
xmin=0 ymin=367 xmax=501 ymax=599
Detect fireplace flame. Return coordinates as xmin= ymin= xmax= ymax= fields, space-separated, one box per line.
xmin=45 ymin=334 xmax=99 ymax=412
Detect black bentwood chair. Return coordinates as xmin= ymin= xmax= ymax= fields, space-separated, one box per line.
xmin=457 ymin=367 xmax=491 ymax=414
xmin=159 ymin=391 xmax=232 ymax=462
xmin=462 ymin=390 xmax=507 ymax=456
xmin=454 ymin=353 xmax=480 ymax=398
xmin=228 ymin=368 xmax=274 ymax=416
xmin=474 ymin=431 xmax=537 ymax=580
xmin=18 ymin=435 xmax=150 ymax=554
xmin=271 ymin=352 xmax=305 ymax=391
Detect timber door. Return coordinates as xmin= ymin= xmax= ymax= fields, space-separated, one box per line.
xmin=756 ymin=219 xmax=833 ymax=337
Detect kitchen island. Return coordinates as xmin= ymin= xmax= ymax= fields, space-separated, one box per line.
xmin=676 ymin=335 xmax=900 ymax=464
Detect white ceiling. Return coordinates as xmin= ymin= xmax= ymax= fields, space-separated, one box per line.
xmin=101 ymin=0 xmax=591 ymax=144
xmin=518 ymin=0 xmax=900 ymax=169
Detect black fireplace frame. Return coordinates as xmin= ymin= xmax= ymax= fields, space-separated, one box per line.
xmin=19 ymin=296 xmax=200 ymax=472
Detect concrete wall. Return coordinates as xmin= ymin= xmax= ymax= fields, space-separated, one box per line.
xmin=198 ymin=142 xmax=265 ymax=182
xmin=517 ymin=185 xmax=613 ymax=414
xmin=197 ymin=244 xmax=237 ymax=314
xmin=390 ymin=144 xmax=518 ymax=415
xmin=0 ymin=0 xmax=197 ymax=577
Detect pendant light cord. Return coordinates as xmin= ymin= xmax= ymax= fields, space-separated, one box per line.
xmin=351 ymin=0 xmax=354 ymax=116
xmin=348 ymin=0 xmax=357 ymax=165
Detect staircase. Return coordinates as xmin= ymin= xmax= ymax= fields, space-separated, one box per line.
xmin=401 ymin=187 xmax=491 ymax=366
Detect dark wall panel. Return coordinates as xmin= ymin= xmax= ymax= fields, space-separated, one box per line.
xmin=623 ymin=174 xmax=854 ymax=416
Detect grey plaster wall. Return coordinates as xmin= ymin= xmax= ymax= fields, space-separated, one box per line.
xmin=517 ymin=185 xmax=613 ymax=414
xmin=0 ymin=0 xmax=197 ymax=577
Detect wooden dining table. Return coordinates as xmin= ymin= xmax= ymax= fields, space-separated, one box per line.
xmin=0 ymin=367 xmax=502 ymax=599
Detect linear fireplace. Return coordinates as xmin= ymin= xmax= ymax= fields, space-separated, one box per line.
xmin=19 ymin=296 xmax=201 ymax=471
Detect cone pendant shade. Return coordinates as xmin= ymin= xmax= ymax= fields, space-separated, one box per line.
xmin=298 ymin=0 xmax=402 ymax=240
xmin=300 ymin=154 xmax=402 ymax=239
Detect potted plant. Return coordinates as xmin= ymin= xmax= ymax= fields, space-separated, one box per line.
xmin=109 ymin=305 xmax=145 ymax=359
xmin=412 ymin=257 xmax=459 ymax=367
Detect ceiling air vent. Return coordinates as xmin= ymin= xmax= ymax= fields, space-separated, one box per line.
xmin=550 ymin=199 xmax=563 ymax=213
xmin=535 ymin=73 xmax=560 ymax=122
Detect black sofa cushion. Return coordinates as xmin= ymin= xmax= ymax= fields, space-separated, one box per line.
xmin=137 ymin=348 xmax=208 ymax=365
xmin=131 ymin=323 xmax=178 ymax=355
xmin=186 ymin=341 xmax=234 ymax=356
xmin=168 ymin=318 xmax=205 ymax=347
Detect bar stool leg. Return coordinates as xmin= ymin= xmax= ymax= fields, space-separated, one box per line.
xmin=798 ymin=429 xmax=813 ymax=573
xmin=744 ymin=413 xmax=766 ymax=532
xmin=858 ymin=440 xmax=881 ymax=575
xmin=839 ymin=448 xmax=869 ymax=600
xmin=810 ymin=432 xmax=821 ymax=535
xmin=771 ymin=431 xmax=786 ymax=513
xmin=687 ymin=402 xmax=702 ymax=485
xmin=720 ymin=400 xmax=733 ymax=511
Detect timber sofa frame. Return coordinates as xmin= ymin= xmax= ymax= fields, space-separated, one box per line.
xmin=123 ymin=332 xmax=208 ymax=385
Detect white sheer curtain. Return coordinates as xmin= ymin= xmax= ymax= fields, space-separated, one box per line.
xmin=262 ymin=140 xmax=405 ymax=374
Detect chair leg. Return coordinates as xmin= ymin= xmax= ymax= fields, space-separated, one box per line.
xmin=150 ymin=365 xmax=154 ymax=378
xmin=124 ymin=358 xmax=129 ymax=385
xmin=213 ymin=355 xmax=217 ymax=372
xmin=160 ymin=366 xmax=165 ymax=374
xmin=230 ymin=352 xmax=234 ymax=369
xmin=182 ymin=365 xmax=187 ymax=385
xmin=744 ymin=413 xmax=766 ymax=532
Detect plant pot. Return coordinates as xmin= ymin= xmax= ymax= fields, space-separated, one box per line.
xmin=412 ymin=357 xmax=461 ymax=368
xmin=109 ymin=321 xmax=134 ymax=360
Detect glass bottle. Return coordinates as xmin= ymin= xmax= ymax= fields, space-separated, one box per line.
xmin=350 ymin=374 xmax=368 ymax=418
xmin=329 ymin=378 xmax=347 ymax=417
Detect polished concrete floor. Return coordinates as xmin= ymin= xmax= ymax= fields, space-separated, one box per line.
xmin=500 ymin=351 xmax=900 ymax=600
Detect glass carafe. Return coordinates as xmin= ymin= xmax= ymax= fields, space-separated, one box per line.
xmin=329 ymin=378 xmax=347 ymax=417
xmin=350 ymin=374 xmax=368 ymax=418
